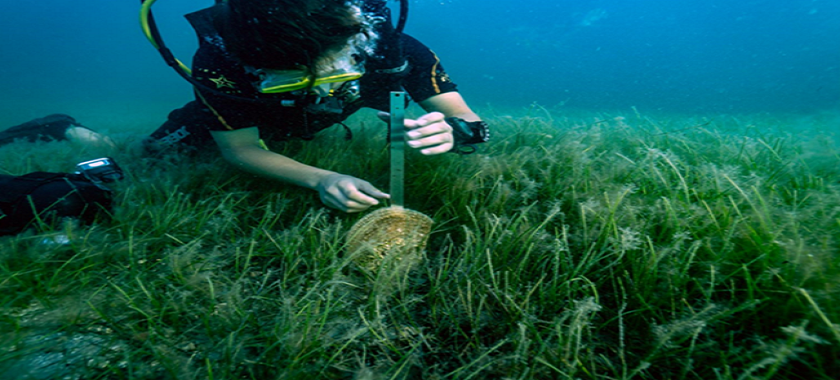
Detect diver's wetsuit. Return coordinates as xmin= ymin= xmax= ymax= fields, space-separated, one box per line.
xmin=146 ymin=3 xmax=458 ymax=149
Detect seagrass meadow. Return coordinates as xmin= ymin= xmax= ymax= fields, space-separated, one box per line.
xmin=1 ymin=106 xmax=839 ymax=379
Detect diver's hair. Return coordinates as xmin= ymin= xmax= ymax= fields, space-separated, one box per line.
xmin=222 ymin=0 xmax=363 ymax=69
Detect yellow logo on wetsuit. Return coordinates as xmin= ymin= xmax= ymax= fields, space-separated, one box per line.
xmin=209 ymin=75 xmax=236 ymax=89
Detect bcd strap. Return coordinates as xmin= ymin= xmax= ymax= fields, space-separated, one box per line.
xmin=0 ymin=172 xmax=114 ymax=236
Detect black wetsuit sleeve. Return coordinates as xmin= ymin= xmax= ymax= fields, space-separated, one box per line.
xmin=401 ymin=34 xmax=459 ymax=102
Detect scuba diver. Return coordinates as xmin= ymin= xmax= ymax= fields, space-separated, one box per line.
xmin=0 ymin=115 xmax=120 ymax=236
xmin=140 ymin=0 xmax=489 ymax=213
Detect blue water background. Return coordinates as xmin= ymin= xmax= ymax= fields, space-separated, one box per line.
xmin=0 ymin=0 xmax=837 ymax=129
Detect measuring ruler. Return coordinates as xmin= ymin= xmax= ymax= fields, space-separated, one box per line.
xmin=389 ymin=91 xmax=405 ymax=207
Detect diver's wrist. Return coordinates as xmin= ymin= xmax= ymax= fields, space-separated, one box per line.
xmin=445 ymin=117 xmax=490 ymax=154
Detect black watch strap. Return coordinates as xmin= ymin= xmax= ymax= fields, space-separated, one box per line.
xmin=446 ymin=117 xmax=490 ymax=154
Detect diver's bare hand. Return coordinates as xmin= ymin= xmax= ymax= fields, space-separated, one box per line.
xmin=378 ymin=111 xmax=454 ymax=155
xmin=317 ymin=173 xmax=389 ymax=213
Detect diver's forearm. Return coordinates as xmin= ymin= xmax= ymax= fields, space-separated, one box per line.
xmin=219 ymin=145 xmax=334 ymax=190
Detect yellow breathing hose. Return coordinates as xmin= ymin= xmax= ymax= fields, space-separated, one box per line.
xmin=140 ymin=0 xmax=192 ymax=74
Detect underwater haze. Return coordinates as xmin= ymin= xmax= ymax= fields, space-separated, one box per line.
xmin=0 ymin=0 xmax=838 ymax=129
xmin=3 ymin=2 xmax=840 ymax=378
xmin=414 ymin=0 xmax=840 ymax=114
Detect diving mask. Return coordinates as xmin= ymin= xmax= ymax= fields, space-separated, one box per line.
xmin=255 ymin=42 xmax=367 ymax=95
xmin=256 ymin=67 xmax=363 ymax=94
